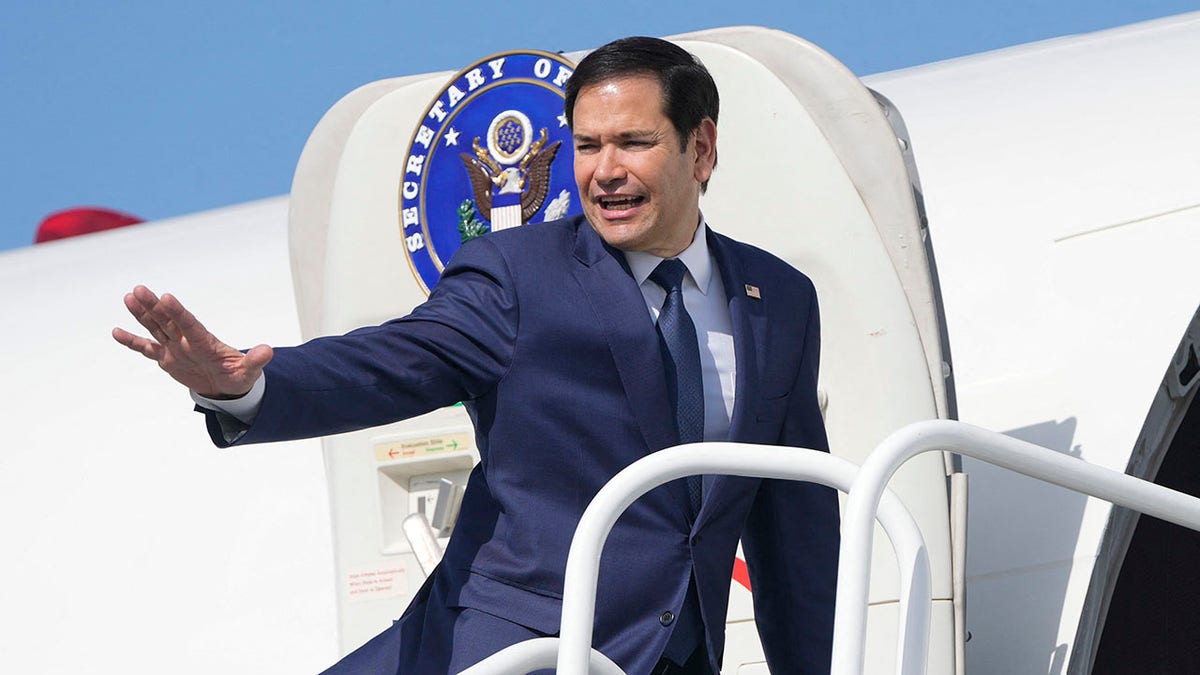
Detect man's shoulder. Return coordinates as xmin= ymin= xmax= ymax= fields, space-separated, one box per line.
xmin=479 ymin=214 xmax=586 ymax=251
xmin=709 ymin=228 xmax=815 ymax=290
xmin=445 ymin=215 xmax=586 ymax=271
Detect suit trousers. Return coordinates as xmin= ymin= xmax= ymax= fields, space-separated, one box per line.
xmin=653 ymin=645 xmax=714 ymax=675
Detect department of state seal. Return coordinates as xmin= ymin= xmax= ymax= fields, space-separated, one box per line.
xmin=399 ymin=50 xmax=578 ymax=294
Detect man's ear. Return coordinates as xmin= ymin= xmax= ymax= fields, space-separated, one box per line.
xmin=693 ymin=117 xmax=718 ymax=184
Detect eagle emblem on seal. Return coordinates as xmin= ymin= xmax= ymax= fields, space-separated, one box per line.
xmin=459 ymin=109 xmax=562 ymax=231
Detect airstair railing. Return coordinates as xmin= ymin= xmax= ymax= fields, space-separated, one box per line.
xmin=831 ymin=419 xmax=1200 ymax=675
xmin=462 ymin=443 xmax=931 ymax=675
xmin=458 ymin=636 xmax=625 ymax=675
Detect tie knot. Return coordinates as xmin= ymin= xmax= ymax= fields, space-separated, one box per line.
xmin=649 ymin=258 xmax=688 ymax=293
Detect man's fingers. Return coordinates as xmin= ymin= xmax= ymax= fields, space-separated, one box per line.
xmin=145 ymin=293 xmax=185 ymax=342
xmin=159 ymin=293 xmax=209 ymax=343
xmin=125 ymin=289 xmax=172 ymax=344
xmin=131 ymin=285 xmax=161 ymax=306
xmin=111 ymin=326 xmax=137 ymax=348
xmin=111 ymin=327 xmax=164 ymax=360
xmin=129 ymin=286 xmax=186 ymax=343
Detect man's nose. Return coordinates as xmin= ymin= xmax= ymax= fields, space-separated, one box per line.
xmin=593 ymin=146 xmax=626 ymax=184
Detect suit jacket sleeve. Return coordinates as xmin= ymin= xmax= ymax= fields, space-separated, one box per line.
xmin=200 ymin=236 xmax=519 ymax=447
xmin=739 ymin=288 xmax=841 ymax=674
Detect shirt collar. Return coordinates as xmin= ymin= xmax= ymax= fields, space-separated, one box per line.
xmin=624 ymin=217 xmax=713 ymax=295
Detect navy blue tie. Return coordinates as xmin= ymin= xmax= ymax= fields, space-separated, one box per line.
xmin=650 ymin=258 xmax=707 ymax=667
xmin=649 ymin=258 xmax=704 ymax=519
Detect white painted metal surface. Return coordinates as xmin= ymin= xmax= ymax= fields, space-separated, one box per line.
xmin=0 ymin=199 xmax=340 ymax=674
xmin=832 ymin=420 xmax=1200 ymax=675
xmin=865 ymin=12 xmax=1200 ymax=671
xmin=458 ymin=638 xmax=624 ymax=675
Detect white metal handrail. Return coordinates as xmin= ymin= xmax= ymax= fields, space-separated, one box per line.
xmin=458 ymin=637 xmax=624 ymax=675
xmin=463 ymin=443 xmax=931 ymax=675
xmin=831 ymin=419 xmax=1200 ymax=675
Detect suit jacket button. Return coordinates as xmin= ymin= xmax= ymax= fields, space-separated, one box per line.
xmin=659 ymin=611 xmax=676 ymax=626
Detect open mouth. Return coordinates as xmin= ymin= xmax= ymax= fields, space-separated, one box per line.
xmin=596 ymin=195 xmax=645 ymax=211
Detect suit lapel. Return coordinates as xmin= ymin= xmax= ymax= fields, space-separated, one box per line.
xmin=569 ymin=221 xmax=695 ymax=521
xmin=708 ymin=229 xmax=768 ymax=443
xmin=569 ymin=220 xmax=678 ymax=457
xmin=698 ymin=230 xmax=770 ymax=525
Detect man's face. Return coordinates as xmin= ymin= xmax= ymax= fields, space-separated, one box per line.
xmin=571 ymin=75 xmax=716 ymax=257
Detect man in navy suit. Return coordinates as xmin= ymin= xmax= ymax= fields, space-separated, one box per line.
xmin=115 ymin=37 xmax=838 ymax=675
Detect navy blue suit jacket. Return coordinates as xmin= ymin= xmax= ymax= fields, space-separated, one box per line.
xmin=205 ymin=215 xmax=838 ymax=674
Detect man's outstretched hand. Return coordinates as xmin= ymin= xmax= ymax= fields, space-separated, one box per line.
xmin=112 ymin=285 xmax=273 ymax=399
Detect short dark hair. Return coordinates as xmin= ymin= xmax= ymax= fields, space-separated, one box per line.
xmin=564 ymin=36 xmax=719 ymax=153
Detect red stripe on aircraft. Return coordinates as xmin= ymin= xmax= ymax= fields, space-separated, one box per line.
xmin=732 ymin=556 xmax=751 ymax=591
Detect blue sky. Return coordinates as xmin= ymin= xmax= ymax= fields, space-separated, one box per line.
xmin=3 ymin=0 xmax=1197 ymax=252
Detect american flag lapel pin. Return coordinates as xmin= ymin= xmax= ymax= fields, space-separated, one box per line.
xmin=744 ymin=284 xmax=761 ymax=299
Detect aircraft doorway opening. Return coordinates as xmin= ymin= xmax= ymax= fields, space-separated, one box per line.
xmin=1092 ymin=390 xmax=1200 ymax=673
xmin=1080 ymin=311 xmax=1200 ymax=674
